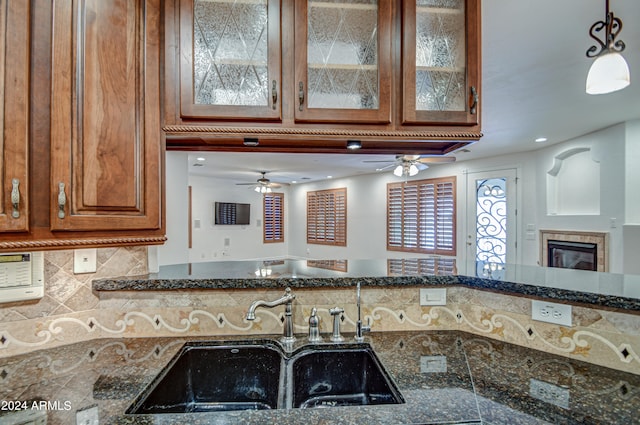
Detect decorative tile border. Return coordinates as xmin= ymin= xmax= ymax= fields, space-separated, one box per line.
xmin=1 ymin=289 xmax=639 ymax=374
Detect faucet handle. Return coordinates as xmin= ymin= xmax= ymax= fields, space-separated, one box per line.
xmin=308 ymin=308 xmax=322 ymax=343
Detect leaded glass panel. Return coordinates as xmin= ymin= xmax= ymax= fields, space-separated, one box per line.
xmin=415 ymin=0 xmax=466 ymax=111
xmin=307 ymin=0 xmax=379 ymax=109
xmin=193 ymin=0 xmax=269 ymax=106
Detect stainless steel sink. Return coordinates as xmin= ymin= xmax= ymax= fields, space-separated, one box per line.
xmin=127 ymin=340 xmax=403 ymax=414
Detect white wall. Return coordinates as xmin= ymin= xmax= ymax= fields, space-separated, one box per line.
xmin=157 ymin=152 xmax=190 ymax=266
xmin=188 ymin=175 xmax=290 ymax=262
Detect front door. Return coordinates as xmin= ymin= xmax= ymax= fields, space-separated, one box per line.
xmin=465 ymin=169 xmax=518 ymax=277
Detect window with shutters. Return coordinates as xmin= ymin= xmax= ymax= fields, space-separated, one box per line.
xmin=387 ymin=177 xmax=456 ymax=255
xmin=263 ymin=193 xmax=284 ymax=243
xmin=307 ymin=188 xmax=347 ymax=246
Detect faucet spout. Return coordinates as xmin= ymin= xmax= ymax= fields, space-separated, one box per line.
xmin=355 ymin=282 xmax=371 ymax=342
xmin=246 ymin=287 xmax=296 ymax=343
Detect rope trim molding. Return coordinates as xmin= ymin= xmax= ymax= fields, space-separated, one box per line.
xmin=163 ymin=125 xmax=483 ymax=140
xmin=0 ymin=236 xmax=167 ymax=250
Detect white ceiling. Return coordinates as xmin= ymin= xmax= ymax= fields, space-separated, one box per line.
xmin=187 ymin=0 xmax=640 ymax=185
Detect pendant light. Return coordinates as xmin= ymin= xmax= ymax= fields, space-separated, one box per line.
xmin=585 ymin=0 xmax=630 ymax=95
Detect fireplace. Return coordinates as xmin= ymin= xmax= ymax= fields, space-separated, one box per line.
xmin=540 ymin=230 xmax=608 ymax=272
xmin=547 ymin=240 xmax=597 ymax=271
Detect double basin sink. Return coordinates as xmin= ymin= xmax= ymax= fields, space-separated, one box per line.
xmin=127 ymin=339 xmax=404 ymax=414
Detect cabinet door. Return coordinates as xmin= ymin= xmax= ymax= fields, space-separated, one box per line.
xmin=0 ymin=0 xmax=29 ymax=232
xmin=50 ymin=0 xmax=162 ymax=231
xmin=179 ymin=0 xmax=282 ymax=121
xmin=294 ymin=0 xmax=392 ymax=124
xmin=402 ymin=0 xmax=480 ymax=125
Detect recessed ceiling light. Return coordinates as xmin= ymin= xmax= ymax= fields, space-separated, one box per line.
xmin=327 ymin=176 xmax=333 ymax=179
xmin=196 ymin=157 xmax=205 ymax=161
xmin=535 ymin=137 xmax=548 ymax=143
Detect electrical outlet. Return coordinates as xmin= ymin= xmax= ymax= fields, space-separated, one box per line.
xmin=531 ymin=300 xmax=572 ymax=326
xmin=73 ymin=248 xmax=97 ymax=274
xmin=420 ymin=355 xmax=447 ymax=373
xmin=529 ymin=379 xmax=570 ymax=409
xmin=419 ymin=288 xmax=446 ymax=306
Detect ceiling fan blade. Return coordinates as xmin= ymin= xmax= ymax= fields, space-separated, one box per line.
xmin=375 ymin=163 xmax=397 ymax=171
xmin=236 ymin=183 xmax=256 ymax=185
xmin=363 ymin=160 xmax=394 ymax=163
xmin=415 ymin=156 xmax=456 ymax=164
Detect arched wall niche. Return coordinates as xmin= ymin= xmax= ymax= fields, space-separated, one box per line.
xmin=546 ymin=147 xmax=600 ymax=216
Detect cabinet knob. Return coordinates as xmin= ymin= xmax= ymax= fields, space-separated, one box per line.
xmin=469 ymin=86 xmax=479 ymax=115
xmin=57 ymin=182 xmax=66 ymax=219
xmin=271 ymin=80 xmax=278 ymax=110
xmin=298 ymin=81 xmax=305 ymax=111
xmin=11 ymin=178 xmax=20 ymax=218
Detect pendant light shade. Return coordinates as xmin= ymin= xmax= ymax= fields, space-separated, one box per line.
xmin=586 ymin=52 xmax=630 ymax=94
xmin=585 ymin=0 xmax=630 ymax=95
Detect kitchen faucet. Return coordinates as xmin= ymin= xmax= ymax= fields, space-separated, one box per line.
xmin=355 ymin=281 xmax=371 ymax=342
xmin=246 ymin=287 xmax=296 ymax=343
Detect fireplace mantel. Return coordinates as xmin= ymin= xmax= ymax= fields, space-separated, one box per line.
xmin=540 ymin=230 xmax=609 ymax=272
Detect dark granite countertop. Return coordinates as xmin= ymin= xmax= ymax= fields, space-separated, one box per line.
xmin=92 ymin=259 xmax=640 ymax=313
xmin=0 ymin=330 xmax=638 ymax=424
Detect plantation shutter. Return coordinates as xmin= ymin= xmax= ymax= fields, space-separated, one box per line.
xmin=263 ymin=193 xmax=284 ymax=243
xmin=387 ymin=177 xmax=456 ymax=255
xmin=387 ymin=258 xmax=456 ymax=275
xmin=307 ymin=188 xmax=347 ymax=246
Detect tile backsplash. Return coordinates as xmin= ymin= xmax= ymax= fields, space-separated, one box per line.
xmin=0 ymin=247 xmax=639 ymax=376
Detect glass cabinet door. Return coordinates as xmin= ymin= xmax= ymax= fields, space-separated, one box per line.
xmin=294 ymin=0 xmax=391 ymax=123
xmin=179 ymin=0 xmax=281 ymax=121
xmin=402 ymin=0 xmax=479 ymax=125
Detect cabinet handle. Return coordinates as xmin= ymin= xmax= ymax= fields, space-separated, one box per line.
xmin=57 ymin=182 xmax=66 ymax=219
xmin=11 ymin=178 xmax=20 ymax=218
xmin=469 ymin=86 xmax=479 ymax=115
xmin=298 ymin=81 xmax=305 ymax=111
xmin=271 ymin=80 xmax=277 ymax=110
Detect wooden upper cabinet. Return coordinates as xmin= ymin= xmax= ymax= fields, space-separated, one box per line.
xmin=50 ymin=0 xmax=162 ymax=231
xmin=293 ymin=0 xmax=392 ymax=124
xmin=179 ymin=0 xmax=282 ymax=121
xmin=402 ymin=0 xmax=480 ymax=125
xmin=0 ymin=0 xmax=30 ymax=233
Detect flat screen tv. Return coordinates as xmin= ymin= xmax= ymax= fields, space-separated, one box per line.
xmin=214 ymin=202 xmax=250 ymax=225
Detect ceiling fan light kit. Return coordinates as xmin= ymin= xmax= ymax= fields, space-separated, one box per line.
xmin=236 ymin=171 xmax=283 ymax=193
xmin=585 ymin=0 xmax=630 ymax=95
xmin=365 ymin=154 xmax=456 ymax=178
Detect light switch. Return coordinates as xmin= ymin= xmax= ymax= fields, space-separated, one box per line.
xmin=74 ymin=249 xmax=97 ymax=274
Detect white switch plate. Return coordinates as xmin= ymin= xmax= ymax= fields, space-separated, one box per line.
xmin=74 ymin=248 xmax=97 ymax=274
xmin=531 ymin=300 xmax=572 ymax=326
xmin=419 ymin=288 xmax=446 ymax=306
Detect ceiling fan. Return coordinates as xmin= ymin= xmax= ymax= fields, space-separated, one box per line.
xmin=236 ymin=171 xmax=284 ymax=193
xmin=364 ymin=155 xmax=456 ymax=177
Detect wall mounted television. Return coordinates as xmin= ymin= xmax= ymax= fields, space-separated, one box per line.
xmin=214 ymin=202 xmax=250 ymax=225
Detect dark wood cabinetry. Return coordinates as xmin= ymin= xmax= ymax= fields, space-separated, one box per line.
xmin=164 ymin=0 xmax=482 ymax=155
xmin=0 ymin=0 xmax=165 ymax=251
xmin=0 ymin=0 xmax=30 ymax=233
